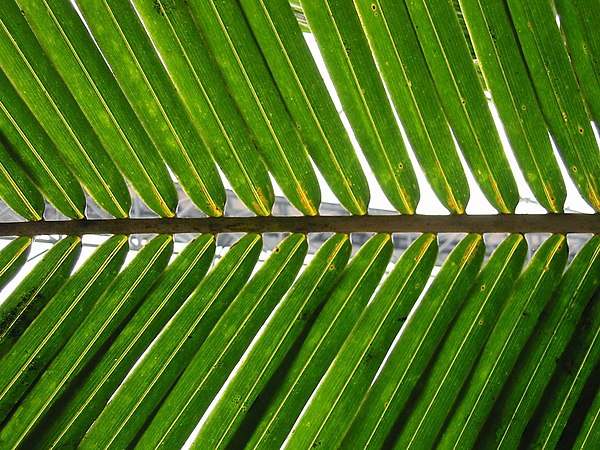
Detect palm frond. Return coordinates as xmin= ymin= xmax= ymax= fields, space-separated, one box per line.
xmin=0 ymin=0 xmax=599 ymax=448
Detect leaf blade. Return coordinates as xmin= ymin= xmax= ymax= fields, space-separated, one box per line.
xmin=0 ymin=139 xmax=43 ymax=221
xmin=394 ymin=233 xmax=528 ymax=449
xmin=0 ymin=236 xmax=81 ymax=358
xmin=301 ymin=0 xmax=420 ymax=214
xmin=354 ymin=0 xmax=470 ymax=214
xmin=245 ymin=233 xmax=393 ymax=449
xmin=0 ymin=235 xmax=173 ymax=448
xmin=132 ymin=0 xmax=274 ymax=216
xmin=140 ymin=234 xmax=308 ymax=449
xmin=438 ymin=234 xmax=568 ymax=449
xmin=523 ymin=289 xmax=600 ymax=449
xmin=240 ymin=0 xmax=370 ymax=215
xmin=480 ymin=235 xmax=600 ymax=449
xmin=0 ymin=0 xmax=130 ymax=217
xmin=74 ymin=0 xmax=226 ymax=216
xmin=341 ymin=233 xmax=486 ymax=449
xmin=29 ymin=235 xmax=215 ymax=449
xmin=0 ymin=69 xmax=85 ymax=219
xmin=187 ymin=0 xmax=322 ymax=215
xmin=288 ymin=233 xmax=439 ymax=448
xmin=191 ymin=233 xmax=352 ymax=449
xmin=79 ymin=234 xmax=263 ymax=449
xmin=554 ymin=0 xmax=600 ymax=123
xmin=15 ymin=0 xmax=178 ymax=217
xmin=0 ymin=235 xmax=128 ymax=424
xmin=0 ymin=236 xmax=31 ymax=290
xmin=403 ymin=0 xmax=519 ymax=212
xmin=458 ymin=0 xmax=566 ymax=212
xmin=507 ymin=0 xmax=600 ymax=211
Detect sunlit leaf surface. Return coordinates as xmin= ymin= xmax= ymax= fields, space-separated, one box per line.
xmin=0 ymin=0 xmax=598 ymax=448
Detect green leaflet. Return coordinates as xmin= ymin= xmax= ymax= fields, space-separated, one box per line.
xmin=438 ymin=234 xmax=568 ymax=449
xmin=403 ymin=0 xmax=519 ymax=213
xmin=245 ymin=233 xmax=393 ymax=449
xmin=569 ymin=0 xmax=600 ymax=105
xmin=139 ymin=234 xmax=308 ymax=449
xmin=479 ymin=235 xmax=600 ymax=449
xmin=0 ymin=235 xmax=128 ymax=425
xmin=74 ymin=0 xmax=225 ymax=217
xmin=554 ymin=0 xmax=600 ymax=123
xmin=458 ymin=0 xmax=566 ymax=213
xmin=301 ymin=0 xmax=419 ymax=214
xmin=16 ymin=0 xmax=178 ymax=218
xmin=240 ymin=0 xmax=370 ymax=215
xmin=393 ymin=234 xmax=528 ymax=449
xmin=354 ymin=0 xmax=469 ymax=214
xmin=132 ymin=0 xmax=274 ymax=217
xmin=187 ymin=0 xmax=321 ymax=216
xmin=0 ymin=236 xmax=30 ymax=291
xmin=522 ymin=287 xmax=600 ymax=449
xmin=79 ymin=234 xmax=262 ymax=449
xmin=29 ymin=235 xmax=215 ymax=450
xmin=341 ymin=233 xmax=485 ymax=449
xmin=0 ymin=2 xmax=597 ymax=448
xmin=0 ymin=235 xmax=173 ymax=448
xmin=0 ymin=68 xmax=85 ymax=219
xmin=0 ymin=236 xmax=81 ymax=358
xmin=0 ymin=0 xmax=130 ymax=218
xmin=506 ymin=0 xmax=600 ymax=211
xmin=573 ymin=378 xmax=600 ymax=449
xmin=287 ymin=233 xmax=438 ymax=449
xmin=0 ymin=139 xmax=43 ymax=221
xmin=190 ymin=234 xmax=351 ymax=449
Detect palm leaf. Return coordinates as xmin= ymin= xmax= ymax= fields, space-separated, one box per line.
xmin=523 ymin=286 xmax=600 ymax=448
xmin=438 ymin=233 xmax=568 ymax=449
xmin=191 ymin=233 xmax=351 ymax=448
xmin=400 ymin=0 xmax=519 ymax=213
xmin=286 ymin=233 xmax=438 ymax=448
xmin=245 ymin=232 xmax=393 ymax=449
xmin=395 ymin=233 xmax=528 ymax=449
xmin=341 ymin=233 xmax=485 ymax=449
xmin=138 ymin=233 xmax=307 ymax=449
xmin=17 ymin=0 xmax=179 ymax=218
xmin=506 ymin=0 xmax=600 ymax=211
xmin=0 ymin=68 xmax=86 ymax=220
xmin=0 ymin=1 xmax=130 ymax=218
xmin=458 ymin=0 xmax=566 ymax=213
xmin=75 ymin=0 xmax=227 ymax=217
xmin=240 ymin=0 xmax=370 ymax=215
xmin=0 ymin=140 xmax=43 ymax=221
xmin=0 ymin=237 xmax=30 ymax=291
xmin=0 ymin=235 xmax=173 ymax=448
xmin=0 ymin=235 xmax=128 ymax=424
xmin=355 ymin=1 xmax=470 ymax=214
xmin=0 ymin=235 xmax=80 ymax=358
xmin=0 ymin=0 xmax=599 ymax=448
xmin=29 ymin=234 xmax=215 ymax=449
xmin=188 ymin=0 xmax=322 ymax=215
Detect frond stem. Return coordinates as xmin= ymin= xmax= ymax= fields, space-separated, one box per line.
xmin=1 ymin=214 xmax=597 ymax=236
